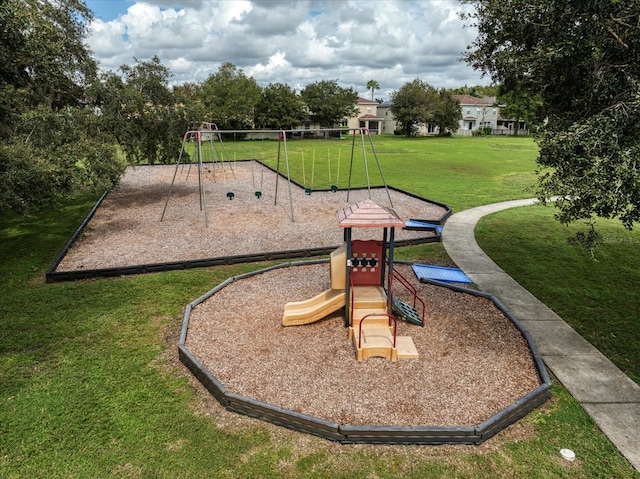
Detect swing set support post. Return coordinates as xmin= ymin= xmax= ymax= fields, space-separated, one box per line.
xmin=274 ymin=131 xmax=295 ymax=222
xmin=196 ymin=132 xmax=209 ymax=226
xmin=161 ymin=131 xmax=188 ymax=223
xmin=161 ymin=129 xmax=209 ymax=227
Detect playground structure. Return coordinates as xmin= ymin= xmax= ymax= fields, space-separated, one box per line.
xmin=283 ymin=199 xmax=425 ymax=362
xmin=160 ymin=124 xmax=432 ymax=361
xmin=160 ymin=124 xmax=394 ymax=225
xmin=44 ymin=127 xmax=551 ymax=442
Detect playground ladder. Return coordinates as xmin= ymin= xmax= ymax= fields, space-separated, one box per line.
xmin=392 ymin=296 xmax=422 ymax=326
xmin=388 ymin=263 xmax=426 ymax=327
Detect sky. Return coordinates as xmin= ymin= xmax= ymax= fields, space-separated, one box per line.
xmin=84 ymin=0 xmax=492 ymax=100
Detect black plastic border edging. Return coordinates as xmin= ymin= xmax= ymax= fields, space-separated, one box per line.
xmin=179 ymin=259 xmax=551 ymax=445
xmin=45 ymin=189 xmax=110 ymax=280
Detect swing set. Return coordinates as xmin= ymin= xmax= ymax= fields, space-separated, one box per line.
xmin=292 ymin=128 xmax=392 ymax=207
xmin=161 ymin=126 xmax=393 ymax=226
xmin=299 ymin=144 xmax=340 ymax=195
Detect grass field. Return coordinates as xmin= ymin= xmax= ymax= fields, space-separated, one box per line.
xmin=187 ymin=134 xmax=540 ymax=211
xmin=475 ymin=205 xmax=640 ymax=385
xmin=2 ymin=135 xmax=639 ymax=478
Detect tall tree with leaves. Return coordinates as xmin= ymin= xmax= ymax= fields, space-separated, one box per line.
xmin=198 ymin=63 xmax=261 ymax=130
xmin=173 ymin=82 xmax=206 ymax=132
xmin=496 ymin=87 xmax=541 ymax=136
xmin=462 ymin=0 xmax=640 ymax=247
xmin=390 ymin=79 xmax=438 ymax=136
xmin=91 ymin=56 xmax=181 ymax=165
xmin=254 ymin=83 xmax=306 ymax=130
xmin=0 ymin=0 xmax=97 ymax=138
xmin=300 ymin=80 xmax=358 ymax=129
xmin=0 ymin=0 xmax=125 ymax=213
xmin=432 ymin=89 xmax=462 ymax=135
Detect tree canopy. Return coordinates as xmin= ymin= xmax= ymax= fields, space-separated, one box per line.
xmin=462 ymin=0 xmax=640 ymax=246
xmin=0 ymin=0 xmax=124 ymax=213
xmin=93 ymin=56 xmax=183 ymax=165
xmin=0 ymin=0 xmax=97 ymax=138
xmin=254 ymin=83 xmax=306 ymax=130
xmin=366 ymin=79 xmax=380 ymax=101
xmin=300 ymin=80 xmax=358 ymax=128
xmin=198 ymin=63 xmax=261 ymax=130
xmin=390 ymin=79 xmax=438 ymax=136
xmin=433 ymin=89 xmax=462 ymax=135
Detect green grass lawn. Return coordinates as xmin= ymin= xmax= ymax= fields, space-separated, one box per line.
xmin=475 ymin=205 xmax=640 ymax=384
xmin=188 ymin=134 xmax=540 ymax=211
xmin=2 ymin=136 xmax=639 ymax=478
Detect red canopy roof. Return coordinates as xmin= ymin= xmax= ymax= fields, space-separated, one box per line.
xmin=336 ymin=199 xmax=405 ymax=228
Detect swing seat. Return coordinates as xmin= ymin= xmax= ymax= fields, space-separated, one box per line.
xmin=330 ymin=185 xmax=338 ymax=193
xmin=226 ymin=192 xmax=235 ymax=200
xmin=305 ymin=187 xmax=313 ymax=195
xmin=254 ymin=191 xmax=262 ymax=199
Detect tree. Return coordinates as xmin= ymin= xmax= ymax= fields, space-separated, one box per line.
xmin=173 ymin=82 xmax=206 ymax=132
xmin=91 ymin=56 xmax=182 ymax=165
xmin=0 ymin=0 xmax=125 ymax=213
xmin=366 ymin=79 xmax=380 ymax=102
xmin=254 ymin=83 xmax=306 ymax=130
xmin=390 ymin=79 xmax=438 ymax=136
xmin=462 ymin=0 xmax=640 ymax=247
xmin=300 ymin=80 xmax=358 ymax=129
xmin=432 ymin=89 xmax=462 ymax=135
xmin=496 ymin=87 xmax=541 ymax=136
xmin=198 ymin=63 xmax=261 ymax=130
xmin=0 ymin=0 xmax=97 ymax=139
xmin=450 ymin=84 xmax=499 ymax=98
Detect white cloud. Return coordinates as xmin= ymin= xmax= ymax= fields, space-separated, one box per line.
xmin=85 ymin=0 xmax=492 ymax=99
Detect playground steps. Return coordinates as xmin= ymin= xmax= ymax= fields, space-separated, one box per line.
xmin=348 ymin=285 xmax=419 ymax=361
xmin=349 ymin=323 xmax=396 ymax=361
xmin=351 ymin=285 xmax=387 ymax=309
xmin=351 ymin=308 xmax=391 ymax=324
xmin=348 ymin=323 xmax=418 ymax=361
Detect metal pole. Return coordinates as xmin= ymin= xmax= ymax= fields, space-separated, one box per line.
xmin=346 ymin=130 xmax=357 ymax=203
xmin=365 ymin=129 xmax=394 ymax=208
xmin=282 ymin=132 xmax=295 ymax=222
xmin=160 ymin=131 xmax=189 ymax=222
xmin=387 ymin=227 xmax=395 ymax=315
xmin=360 ymin=128 xmax=372 ymax=199
xmin=344 ymin=228 xmax=352 ymax=328
xmin=196 ymin=131 xmax=209 ymax=227
xmin=275 ymin=132 xmax=282 ymax=206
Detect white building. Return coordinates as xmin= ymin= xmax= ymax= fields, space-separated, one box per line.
xmin=453 ymin=95 xmax=498 ymax=135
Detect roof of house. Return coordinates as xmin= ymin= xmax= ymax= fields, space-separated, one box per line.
xmin=453 ymin=95 xmax=496 ymax=106
xmin=356 ymin=97 xmax=379 ymax=105
xmin=359 ymin=113 xmax=382 ymax=120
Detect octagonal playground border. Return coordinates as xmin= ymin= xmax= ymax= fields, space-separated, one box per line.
xmin=178 ymin=259 xmax=551 ymax=445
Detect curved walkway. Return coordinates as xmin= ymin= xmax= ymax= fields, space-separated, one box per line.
xmin=441 ymin=199 xmax=640 ymax=471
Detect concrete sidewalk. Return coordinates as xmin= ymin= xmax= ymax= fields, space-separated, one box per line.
xmin=441 ymin=199 xmax=640 ymax=471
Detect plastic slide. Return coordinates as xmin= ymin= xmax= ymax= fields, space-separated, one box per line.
xmin=282 ymin=289 xmax=346 ymax=326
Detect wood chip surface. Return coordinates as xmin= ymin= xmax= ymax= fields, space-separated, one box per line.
xmin=186 ymin=263 xmax=542 ymax=427
xmin=58 ymin=163 xmax=542 ymax=428
xmin=56 ymin=163 xmax=445 ymax=271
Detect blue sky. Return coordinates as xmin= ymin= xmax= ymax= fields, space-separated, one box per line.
xmin=86 ymin=0 xmax=131 ymax=21
xmin=83 ymin=1 xmax=491 ymax=99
